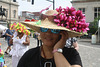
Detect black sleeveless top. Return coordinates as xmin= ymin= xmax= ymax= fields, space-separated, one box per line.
xmin=17 ymin=47 xmax=82 ymax=67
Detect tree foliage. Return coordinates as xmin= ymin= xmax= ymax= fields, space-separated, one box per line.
xmin=88 ymin=16 xmax=100 ymax=34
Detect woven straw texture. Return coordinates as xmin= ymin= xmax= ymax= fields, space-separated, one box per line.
xmin=21 ymin=18 xmax=84 ymax=37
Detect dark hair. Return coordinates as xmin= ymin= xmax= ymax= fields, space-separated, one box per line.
xmin=58 ymin=35 xmax=62 ymax=41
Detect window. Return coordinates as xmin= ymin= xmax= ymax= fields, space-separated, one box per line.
xmin=78 ymin=8 xmax=85 ymax=14
xmin=94 ymin=7 xmax=100 ymax=18
xmin=13 ymin=10 xmax=16 ymax=18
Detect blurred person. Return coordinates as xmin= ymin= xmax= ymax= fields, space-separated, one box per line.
xmin=9 ymin=23 xmax=30 ymax=67
xmin=65 ymin=37 xmax=79 ymax=50
xmin=37 ymin=34 xmax=42 ymax=47
xmin=5 ymin=26 xmax=13 ymax=54
xmin=33 ymin=32 xmax=37 ymax=39
xmin=35 ymin=32 xmax=42 ymax=47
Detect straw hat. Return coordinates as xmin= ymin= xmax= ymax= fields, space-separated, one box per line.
xmin=21 ymin=9 xmax=89 ymax=37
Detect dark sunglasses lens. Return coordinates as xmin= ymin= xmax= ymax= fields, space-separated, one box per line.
xmin=51 ymin=29 xmax=60 ymax=34
xmin=40 ymin=28 xmax=48 ymax=32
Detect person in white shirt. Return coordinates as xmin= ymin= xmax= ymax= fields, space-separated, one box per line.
xmin=9 ymin=31 xmax=30 ymax=67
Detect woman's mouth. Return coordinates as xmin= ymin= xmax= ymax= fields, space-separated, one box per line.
xmin=45 ymin=38 xmax=53 ymax=41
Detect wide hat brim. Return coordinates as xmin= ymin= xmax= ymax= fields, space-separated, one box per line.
xmin=21 ymin=18 xmax=84 ymax=38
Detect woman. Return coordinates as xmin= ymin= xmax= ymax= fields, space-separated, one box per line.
xmin=65 ymin=37 xmax=79 ymax=50
xmin=9 ymin=23 xmax=30 ymax=67
xmin=17 ymin=6 xmax=89 ymax=67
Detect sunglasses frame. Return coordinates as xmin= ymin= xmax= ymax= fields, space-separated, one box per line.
xmin=40 ymin=27 xmax=60 ymax=34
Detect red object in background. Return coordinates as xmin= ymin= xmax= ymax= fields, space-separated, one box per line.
xmin=31 ymin=19 xmax=35 ymax=21
xmin=31 ymin=19 xmax=38 ymax=22
xmin=25 ymin=19 xmax=38 ymax=22
xmin=25 ymin=19 xmax=30 ymax=22
xmin=35 ymin=20 xmax=38 ymax=22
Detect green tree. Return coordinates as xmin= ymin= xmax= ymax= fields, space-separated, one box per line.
xmin=88 ymin=16 xmax=100 ymax=34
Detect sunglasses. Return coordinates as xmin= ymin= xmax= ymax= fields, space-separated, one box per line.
xmin=40 ymin=27 xmax=60 ymax=34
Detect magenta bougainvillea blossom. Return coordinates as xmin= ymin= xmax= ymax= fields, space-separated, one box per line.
xmin=54 ymin=6 xmax=89 ymax=33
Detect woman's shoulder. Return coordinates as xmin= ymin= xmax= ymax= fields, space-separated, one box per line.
xmin=63 ymin=47 xmax=79 ymax=55
xmin=63 ymin=47 xmax=76 ymax=51
xmin=24 ymin=47 xmax=40 ymax=56
xmin=28 ymin=47 xmax=40 ymax=52
xmin=63 ymin=47 xmax=82 ymax=66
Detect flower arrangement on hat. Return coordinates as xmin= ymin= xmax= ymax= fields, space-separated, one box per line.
xmin=54 ymin=6 xmax=89 ymax=34
xmin=10 ymin=23 xmax=30 ymax=35
xmin=21 ymin=6 xmax=90 ymax=37
xmin=10 ymin=23 xmax=16 ymax=30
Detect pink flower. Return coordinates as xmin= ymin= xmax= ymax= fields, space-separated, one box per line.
xmin=60 ymin=15 xmax=64 ymax=20
xmin=72 ymin=11 xmax=76 ymax=16
xmin=61 ymin=24 xmax=64 ymax=27
xmin=57 ymin=23 xmax=61 ymax=26
xmin=56 ymin=6 xmax=62 ymax=12
xmin=54 ymin=19 xmax=60 ymax=23
xmin=54 ymin=6 xmax=89 ymax=33
xmin=72 ymin=27 xmax=77 ymax=30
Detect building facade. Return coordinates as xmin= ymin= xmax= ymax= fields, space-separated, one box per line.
xmin=19 ymin=11 xmax=40 ymax=21
xmin=71 ymin=0 xmax=100 ymax=22
xmin=0 ymin=0 xmax=19 ymax=27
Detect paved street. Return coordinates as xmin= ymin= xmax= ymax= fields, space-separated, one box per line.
xmin=0 ymin=37 xmax=100 ymax=67
xmin=77 ymin=39 xmax=100 ymax=67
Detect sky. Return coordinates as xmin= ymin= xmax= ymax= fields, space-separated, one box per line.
xmin=17 ymin=0 xmax=72 ymax=15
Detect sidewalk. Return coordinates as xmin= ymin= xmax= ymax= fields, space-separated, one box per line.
xmin=77 ymin=38 xmax=100 ymax=48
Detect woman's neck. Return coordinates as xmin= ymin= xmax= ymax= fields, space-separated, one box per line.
xmin=41 ymin=45 xmax=54 ymax=59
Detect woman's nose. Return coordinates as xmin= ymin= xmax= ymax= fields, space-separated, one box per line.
xmin=46 ymin=29 xmax=52 ymax=34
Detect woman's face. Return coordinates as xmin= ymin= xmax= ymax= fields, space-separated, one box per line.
xmin=18 ymin=32 xmax=24 ymax=36
xmin=40 ymin=29 xmax=60 ymax=47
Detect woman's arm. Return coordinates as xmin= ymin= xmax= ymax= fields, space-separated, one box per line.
xmin=53 ymin=52 xmax=81 ymax=67
xmin=54 ymin=52 xmax=71 ymax=67
xmin=53 ymin=31 xmax=81 ymax=67
xmin=6 ymin=33 xmax=12 ymax=37
xmin=23 ymin=36 xmax=30 ymax=45
xmin=73 ymin=42 xmax=79 ymax=50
